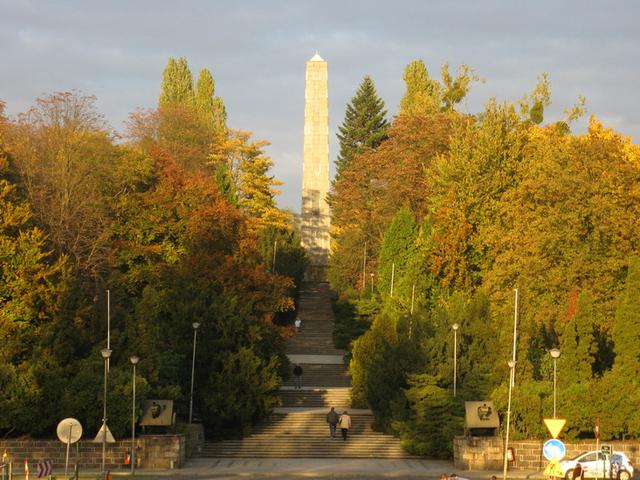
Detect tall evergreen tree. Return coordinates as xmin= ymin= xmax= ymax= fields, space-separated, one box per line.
xmin=195 ymin=68 xmax=227 ymax=135
xmin=612 ymin=257 xmax=640 ymax=378
xmin=405 ymin=216 xmax=439 ymax=310
xmin=399 ymin=60 xmax=442 ymax=116
xmin=159 ymin=57 xmax=194 ymax=107
xmin=377 ymin=206 xmax=418 ymax=305
xmin=559 ymin=291 xmax=596 ymax=384
xmin=335 ymin=76 xmax=389 ymax=181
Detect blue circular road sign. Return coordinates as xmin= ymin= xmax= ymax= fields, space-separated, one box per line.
xmin=543 ymin=438 xmax=566 ymax=461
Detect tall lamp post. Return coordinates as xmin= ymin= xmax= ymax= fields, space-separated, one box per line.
xmin=452 ymin=323 xmax=459 ymax=397
xmin=189 ymin=322 xmax=200 ymax=424
xmin=549 ymin=348 xmax=561 ymax=418
xmin=503 ymin=359 xmax=517 ymax=480
xmin=129 ymin=355 xmax=139 ymax=473
xmin=503 ymin=288 xmax=519 ymax=480
xmin=100 ymin=348 xmax=112 ymax=477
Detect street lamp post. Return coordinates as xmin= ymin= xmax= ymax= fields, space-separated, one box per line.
xmin=550 ymin=348 xmax=561 ymax=418
xmin=503 ymin=288 xmax=519 ymax=480
xmin=100 ymin=348 xmax=112 ymax=477
xmin=503 ymin=359 xmax=517 ymax=480
xmin=452 ymin=323 xmax=459 ymax=397
xmin=130 ymin=355 xmax=139 ymax=474
xmin=189 ymin=322 xmax=200 ymax=424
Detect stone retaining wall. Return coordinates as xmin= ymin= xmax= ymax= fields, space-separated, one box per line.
xmin=454 ymin=436 xmax=640 ymax=471
xmin=0 ymin=435 xmax=184 ymax=471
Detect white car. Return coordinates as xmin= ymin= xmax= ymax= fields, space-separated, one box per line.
xmin=561 ymin=451 xmax=634 ymax=480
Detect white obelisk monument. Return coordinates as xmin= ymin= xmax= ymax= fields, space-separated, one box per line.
xmin=301 ymin=52 xmax=330 ymax=280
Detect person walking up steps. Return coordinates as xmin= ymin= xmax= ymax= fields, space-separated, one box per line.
xmin=293 ymin=363 xmax=303 ymax=389
xmin=338 ymin=410 xmax=351 ymax=440
xmin=326 ymin=407 xmax=339 ymax=438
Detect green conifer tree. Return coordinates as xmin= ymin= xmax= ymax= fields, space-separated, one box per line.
xmin=159 ymin=57 xmax=194 ymax=107
xmin=559 ymin=291 xmax=596 ymax=384
xmin=399 ymin=60 xmax=442 ymax=116
xmin=335 ymin=76 xmax=389 ymax=181
xmin=405 ymin=216 xmax=438 ymax=310
xmin=377 ymin=206 xmax=418 ymax=306
xmin=612 ymin=257 xmax=640 ymax=378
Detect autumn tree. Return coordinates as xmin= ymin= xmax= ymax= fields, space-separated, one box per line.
xmin=6 ymin=92 xmax=121 ymax=277
xmin=329 ymin=113 xmax=461 ymax=294
xmin=195 ymin=68 xmax=227 ymax=136
xmin=0 ymin=56 xmax=299 ymax=438
xmin=441 ymin=63 xmax=479 ymax=111
xmin=399 ymin=60 xmax=442 ymax=115
xmin=159 ymin=57 xmax=195 ymax=107
xmin=0 ymin=109 xmax=69 ymax=434
xmin=158 ymin=58 xmax=228 ymax=172
xmin=210 ymin=130 xmax=291 ymax=232
xmin=399 ymin=59 xmax=477 ymax=116
xmin=332 ymin=66 xmax=640 ymax=444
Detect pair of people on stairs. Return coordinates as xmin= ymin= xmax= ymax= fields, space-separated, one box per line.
xmin=327 ymin=407 xmax=351 ymax=440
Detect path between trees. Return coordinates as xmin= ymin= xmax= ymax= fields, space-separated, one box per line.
xmin=201 ymin=282 xmax=412 ymax=459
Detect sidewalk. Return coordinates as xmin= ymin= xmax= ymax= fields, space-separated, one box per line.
xmin=106 ymin=458 xmax=546 ymax=479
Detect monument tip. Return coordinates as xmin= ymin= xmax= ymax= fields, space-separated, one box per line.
xmin=310 ymin=51 xmax=324 ymax=62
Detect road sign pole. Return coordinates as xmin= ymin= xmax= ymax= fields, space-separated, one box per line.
xmin=595 ymin=437 xmax=599 ymax=480
xmin=64 ymin=424 xmax=72 ymax=480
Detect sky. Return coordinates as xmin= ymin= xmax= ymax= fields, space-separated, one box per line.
xmin=1 ymin=0 xmax=639 ymax=212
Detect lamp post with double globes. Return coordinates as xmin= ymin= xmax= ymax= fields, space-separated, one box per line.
xmin=130 ymin=355 xmax=139 ymax=473
xmin=189 ymin=322 xmax=200 ymax=424
xmin=100 ymin=348 xmax=112 ymax=477
xmin=452 ymin=323 xmax=460 ymax=397
xmin=549 ymin=348 xmax=561 ymax=418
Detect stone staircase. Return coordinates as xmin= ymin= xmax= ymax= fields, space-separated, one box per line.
xmin=201 ymin=282 xmax=412 ymax=459
xmin=279 ymin=387 xmax=351 ymax=407
xmin=201 ymin=412 xmax=408 ymax=458
xmin=281 ymin=364 xmax=351 ymax=388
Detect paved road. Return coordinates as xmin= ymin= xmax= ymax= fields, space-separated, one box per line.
xmin=117 ymin=458 xmax=543 ymax=479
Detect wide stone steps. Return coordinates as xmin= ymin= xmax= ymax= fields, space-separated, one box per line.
xmin=286 ymin=344 xmax=343 ymax=355
xmin=281 ymin=364 xmax=351 ymax=388
xmin=201 ymin=413 xmax=413 ymax=459
xmin=280 ymin=388 xmax=351 ymax=408
xmin=287 ymin=284 xmax=344 ymax=355
xmin=201 ymin=442 xmax=409 ymax=458
xmin=198 ymin=282 xmax=413 ymax=460
xmin=254 ymin=413 xmax=375 ymax=435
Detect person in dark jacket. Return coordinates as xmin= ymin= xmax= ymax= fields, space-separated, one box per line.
xmin=292 ymin=364 xmax=303 ymax=389
xmin=326 ymin=407 xmax=339 ymax=438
